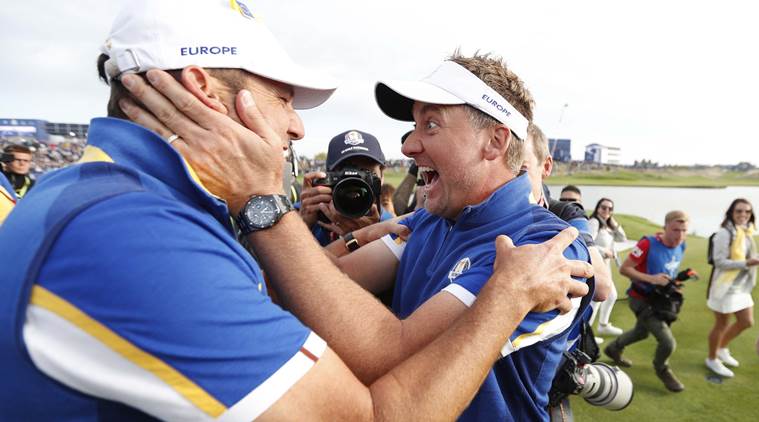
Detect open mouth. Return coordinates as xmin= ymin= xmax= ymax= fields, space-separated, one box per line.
xmin=419 ymin=166 xmax=439 ymax=189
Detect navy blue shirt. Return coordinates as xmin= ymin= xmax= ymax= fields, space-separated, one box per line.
xmin=383 ymin=174 xmax=590 ymax=421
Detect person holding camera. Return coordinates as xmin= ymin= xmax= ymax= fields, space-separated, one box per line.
xmin=605 ymin=210 xmax=690 ymax=392
xmin=299 ymin=129 xmax=392 ymax=246
xmin=1 ymin=145 xmax=35 ymax=198
xmin=705 ymin=198 xmax=757 ymax=378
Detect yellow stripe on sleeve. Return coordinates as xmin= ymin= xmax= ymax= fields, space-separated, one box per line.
xmin=30 ymin=285 xmax=227 ymax=417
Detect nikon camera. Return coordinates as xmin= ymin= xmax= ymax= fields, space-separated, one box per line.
xmin=313 ymin=167 xmax=382 ymax=219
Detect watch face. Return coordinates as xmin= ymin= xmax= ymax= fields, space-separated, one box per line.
xmin=245 ymin=196 xmax=278 ymax=228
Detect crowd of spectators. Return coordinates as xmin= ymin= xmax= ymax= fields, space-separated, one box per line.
xmin=0 ymin=136 xmax=86 ymax=178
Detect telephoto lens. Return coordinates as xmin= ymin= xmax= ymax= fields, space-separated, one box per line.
xmin=578 ymin=362 xmax=634 ymax=411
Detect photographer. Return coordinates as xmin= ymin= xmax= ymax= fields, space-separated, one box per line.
xmin=299 ymin=129 xmax=392 ymax=245
xmin=605 ymin=211 xmax=690 ymax=392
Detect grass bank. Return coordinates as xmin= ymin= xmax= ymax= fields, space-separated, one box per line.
xmin=573 ymin=213 xmax=759 ymax=421
xmin=547 ymin=170 xmax=759 ymax=188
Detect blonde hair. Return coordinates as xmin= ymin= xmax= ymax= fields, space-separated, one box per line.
xmin=448 ymin=50 xmax=534 ymax=175
xmin=527 ymin=123 xmax=549 ymax=163
xmin=665 ymin=210 xmax=689 ymax=225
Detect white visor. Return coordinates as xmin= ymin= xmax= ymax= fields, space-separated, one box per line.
xmin=376 ymin=61 xmax=528 ymax=140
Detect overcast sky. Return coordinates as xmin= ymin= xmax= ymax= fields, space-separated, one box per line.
xmin=1 ymin=0 xmax=758 ymax=165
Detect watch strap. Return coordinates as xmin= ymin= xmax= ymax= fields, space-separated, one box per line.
xmin=343 ymin=232 xmax=360 ymax=252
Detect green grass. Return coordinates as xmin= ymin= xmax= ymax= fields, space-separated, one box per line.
xmin=548 ymin=170 xmax=759 ymax=188
xmin=573 ymin=214 xmax=759 ymax=421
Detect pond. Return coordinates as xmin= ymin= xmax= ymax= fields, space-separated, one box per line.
xmin=546 ymin=185 xmax=759 ymax=237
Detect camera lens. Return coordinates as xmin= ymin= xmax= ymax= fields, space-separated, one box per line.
xmin=333 ymin=177 xmax=374 ymax=218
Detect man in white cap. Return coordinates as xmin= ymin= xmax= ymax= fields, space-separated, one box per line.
xmin=0 ymin=1 xmax=591 ymax=420
xmin=328 ymin=53 xmax=595 ymax=421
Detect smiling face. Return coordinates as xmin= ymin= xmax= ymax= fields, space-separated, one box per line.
xmin=402 ymin=102 xmax=492 ymax=219
xmin=597 ymin=199 xmax=614 ymax=220
xmin=732 ymin=202 xmax=753 ymax=227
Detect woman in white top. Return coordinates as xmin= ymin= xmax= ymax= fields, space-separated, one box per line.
xmin=705 ymin=198 xmax=758 ymax=377
xmin=588 ymin=198 xmax=627 ymax=336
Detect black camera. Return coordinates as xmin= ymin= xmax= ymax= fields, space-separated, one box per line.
xmin=313 ymin=167 xmax=381 ymax=219
xmin=649 ymin=268 xmax=699 ymax=323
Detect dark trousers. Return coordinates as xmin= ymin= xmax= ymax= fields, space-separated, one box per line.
xmin=608 ymin=296 xmax=676 ymax=371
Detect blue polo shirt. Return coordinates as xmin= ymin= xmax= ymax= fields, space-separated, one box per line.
xmin=382 ymin=174 xmax=590 ymax=422
xmin=0 ymin=118 xmax=325 ymax=420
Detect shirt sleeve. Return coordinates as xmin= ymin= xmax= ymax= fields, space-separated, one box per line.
xmin=500 ymin=236 xmax=588 ymax=356
xmin=25 ymin=192 xmax=323 ymax=421
xmin=442 ymin=231 xmax=589 ymax=357
xmin=628 ymin=237 xmax=650 ymax=265
xmin=379 ymin=209 xmax=421 ymax=260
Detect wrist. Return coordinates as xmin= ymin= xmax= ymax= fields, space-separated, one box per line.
xmin=343 ymin=231 xmax=361 ymax=252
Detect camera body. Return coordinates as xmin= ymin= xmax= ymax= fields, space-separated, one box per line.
xmin=313 ymin=167 xmax=381 ymax=219
xmin=649 ymin=268 xmax=698 ymax=323
xmin=549 ymin=349 xmax=634 ymax=411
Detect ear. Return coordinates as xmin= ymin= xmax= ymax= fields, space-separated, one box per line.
xmin=542 ymin=155 xmax=553 ymax=178
xmin=180 ymin=66 xmax=228 ymax=114
xmin=482 ymin=125 xmax=510 ymax=161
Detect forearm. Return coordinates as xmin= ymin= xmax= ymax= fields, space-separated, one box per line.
xmin=248 ymin=213 xmax=404 ymax=382
xmin=369 ymin=278 xmax=531 ymax=421
xmin=714 ymin=255 xmax=750 ymax=270
xmin=621 ymin=265 xmax=661 ymax=285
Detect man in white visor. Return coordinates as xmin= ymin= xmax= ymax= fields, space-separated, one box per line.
xmin=333 ymin=52 xmax=594 ymax=421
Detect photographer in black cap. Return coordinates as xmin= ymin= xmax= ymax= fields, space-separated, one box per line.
xmin=299 ymin=129 xmax=393 ymax=245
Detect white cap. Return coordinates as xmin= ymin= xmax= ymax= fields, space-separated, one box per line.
xmin=101 ymin=0 xmax=338 ymax=109
xmin=375 ymin=61 xmax=529 ymax=140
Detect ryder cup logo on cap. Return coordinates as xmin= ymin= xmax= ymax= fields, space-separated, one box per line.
xmin=101 ymin=0 xmax=337 ymax=109
xmin=344 ymin=131 xmax=365 ymax=146
xmin=375 ymin=61 xmax=529 ymax=141
xmin=327 ymin=130 xmax=385 ymax=171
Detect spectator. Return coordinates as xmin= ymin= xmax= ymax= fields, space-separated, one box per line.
xmin=588 ymin=198 xmax=628 ymax=337
xmin=605 ymin=210 xmax=690 ymax=392
xmin=1 ymin=145 xmax=35 ymax=198
xmin=380 ymin=183 xmax=396 ymax=217
xmin=298 ymin=129 xmax=392 ymax=245
xmin=0 ymin=1 xmax=589 ymax=420
xmin=706 ymin=198 xmax=757 ymax=377
xmin=559 ymin=184 xmax=582 ymax=203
